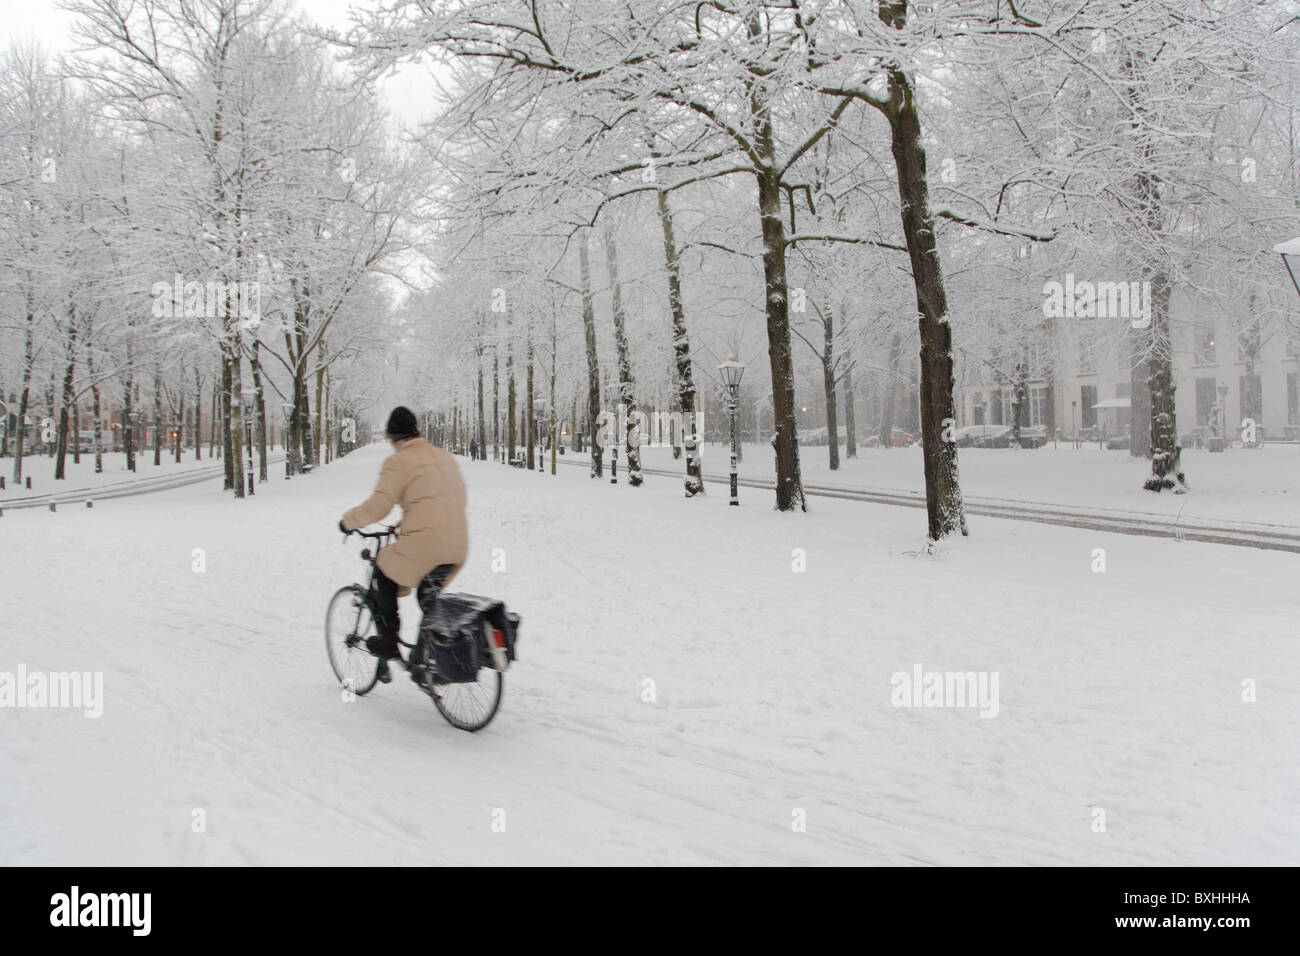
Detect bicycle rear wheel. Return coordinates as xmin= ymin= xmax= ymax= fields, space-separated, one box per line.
xmin=325 ymin=585 xmax=380 ymax=697
xmin=424 ymin=659 xmax=503 ymax=732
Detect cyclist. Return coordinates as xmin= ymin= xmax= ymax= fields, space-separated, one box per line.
xmin=339 ymin=406 xmax=468 ymax=682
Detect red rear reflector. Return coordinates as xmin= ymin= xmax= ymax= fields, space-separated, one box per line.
xmin=493 ymin=629 xmax=506 ymax=648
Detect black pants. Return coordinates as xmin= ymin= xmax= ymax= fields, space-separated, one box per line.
xmin=370 ymin=566 xmax=401 ymax=652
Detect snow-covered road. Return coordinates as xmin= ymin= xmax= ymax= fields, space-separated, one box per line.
xmin=1 ymin=445 xmax=1296 ymax=864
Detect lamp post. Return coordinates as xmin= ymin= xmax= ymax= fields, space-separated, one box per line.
xmin=1071 ymin=400 xmax=1078 ymax=449
xmin=606 ymin=383 xmax=619 ymax=484
xmin=718 ymin=357 xmax=745 ymax=506
xmin=281 ymin=403 xmax=294 ymax=478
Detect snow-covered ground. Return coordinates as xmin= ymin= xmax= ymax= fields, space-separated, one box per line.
xmin=1 ymin=444 xmax=1296 ymax=865
xmin=595 ymin=440 xmax=1300 ymax=528
xmin=0 ymin=450 xmax=221 ymax=501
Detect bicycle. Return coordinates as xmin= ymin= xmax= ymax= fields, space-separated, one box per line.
xmin=324 ymin=525 xmax=504 ymax=732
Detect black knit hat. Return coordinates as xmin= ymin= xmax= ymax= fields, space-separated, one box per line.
xmin=385 ymin=406 xmax=420 ymax=441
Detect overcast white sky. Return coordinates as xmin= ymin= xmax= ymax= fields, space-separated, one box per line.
xmin=0 ymin=0 xmax=443 ymax=128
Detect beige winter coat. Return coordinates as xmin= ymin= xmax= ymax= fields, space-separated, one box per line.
xmin=341 ymin=438 xmax=468 ymax=590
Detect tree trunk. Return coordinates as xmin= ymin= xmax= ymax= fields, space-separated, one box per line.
xmin=175 ymin=385 xmax=184 ymax=464
xmin=882 ymin=38 xmax=966 ymax=538
xmin=603 ymin=226 xmax=642 ymax=486
xmin=153 ymin=361 xmax=163 ymax=467
xmin=654 ymin=165 xmax=702 ymax=492
xmin=221 ymin=356 xmax=234 ymax=488
xmin=72 ymin=390 xmax=81 ymax=466
xmin=11 ymin=286 xmax=35 ymax=483
xmin=1011 ymin=359 xmax=1028 ymax=449
xmin=823 ymin=307 xmax=839 ymax=471
xmin=209 ymin=383 xmax=218 ymax=460
xmin=194 ymin=368 xmax=202 ymax=461
xmin=54 ymin=318 xmax=77 ymax=481
xmin=506 ymin=335 xmax=516 ymax=462
xmin=314 ymin=345 xmax=326 ymax=469
xmin=751 ymin=86 xmax=805 ymax=511
xmin=296 ymin=364 xmax=314 ymax=471
xmin=580 ymin=233 xmax=603 ymax=477
xmin=89 ymin=349 xmax=103 ymax=474
xmin=476 ymin=340 xmax=486 ymax=460
xmin=124 ymin=365 xmax=136 ymax=472
xmin=1143 ymin=274 xmax=1185 ymax=491
xmin=526 ymin=336 xmax=535 ymax=470
xmin=492 ymin=348 xmax=499 ymax=461
xmin=842 ymin=307 xmax=857 ymax=459
xmin=251 ymin=340 xmax=268 ymax=481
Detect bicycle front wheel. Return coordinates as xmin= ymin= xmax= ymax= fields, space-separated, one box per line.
xmin=325 ymin=585 xmax=380 ymax=697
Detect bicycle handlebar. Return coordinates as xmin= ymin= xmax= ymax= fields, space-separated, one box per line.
xmin=348 ymin=525 xmax=397 ymax=540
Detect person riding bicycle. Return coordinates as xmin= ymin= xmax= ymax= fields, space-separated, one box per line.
xmin=338 ymin=406 xmax=469 ymax=682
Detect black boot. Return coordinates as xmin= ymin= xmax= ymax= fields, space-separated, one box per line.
xmin=366 ymin=630 xmax=399 ymax=686
xmin=365 ymin=634 xmax=400 ymax=659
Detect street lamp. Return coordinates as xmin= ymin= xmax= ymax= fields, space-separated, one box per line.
xmin=281 ymin=403 xmax=295 ymax=478
xmin=1071 ymin=400 xmax=1078 ymax=449
xmin=1275 ymin=237 xmax=1300 ymax=301
xmin=718 ymin=357 xmax=745 ymax=506
xmin=605 ymin=383 xmax=620 ymax=484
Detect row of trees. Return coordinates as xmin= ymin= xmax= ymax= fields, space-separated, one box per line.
xmin=342 ymin=0 xmax=1297 ymax=539
xmin=0 ymin=0 xmax=419 ymax=494
xmin=4 ymin=1 xmax=1295 ymax=541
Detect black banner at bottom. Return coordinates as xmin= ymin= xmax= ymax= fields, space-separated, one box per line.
xmin=1 ymin=866 xmax=1282 ymax=944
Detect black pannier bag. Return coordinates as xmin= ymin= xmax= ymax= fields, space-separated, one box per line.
xmin=419 ymin=593 xmax=521 ymax=682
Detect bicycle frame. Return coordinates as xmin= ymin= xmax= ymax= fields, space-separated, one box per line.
xmin=348 ymin=525 xmax=448 ymax=664
xmin=350 ymin=526 xmax=396 ymax=652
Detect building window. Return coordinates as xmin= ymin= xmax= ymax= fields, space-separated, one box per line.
xmin=1195 ymin=377 xmax=1217 ymax=426
xmin=1077 ymin=337 xmax=1097 ymax=375
xmin=1029 ymin=385 xmax=1049 ymax=427
xmin=1080 ymin=385 xmax=1097 ymax=429
xmin=1193 ymin=324 xmax=1217 ymax=365
xmin=1289 ymin=374 xmax=1299 ymax=425
xmin=1239 ymin=373 xmax=1262 ymax=422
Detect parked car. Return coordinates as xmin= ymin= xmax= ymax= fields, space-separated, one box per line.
xmin=952 ymin=424 xmax=1007 ymax=447
xmin=976 ymin=425 xmax=1047 ymax=448
xmin=800 ymin=426 xmax=853 ymax=446
xmin=861 ymin=427 xmax=916 ymax=448
xmin=969 ymin=425 xmax=1011 ymax=448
